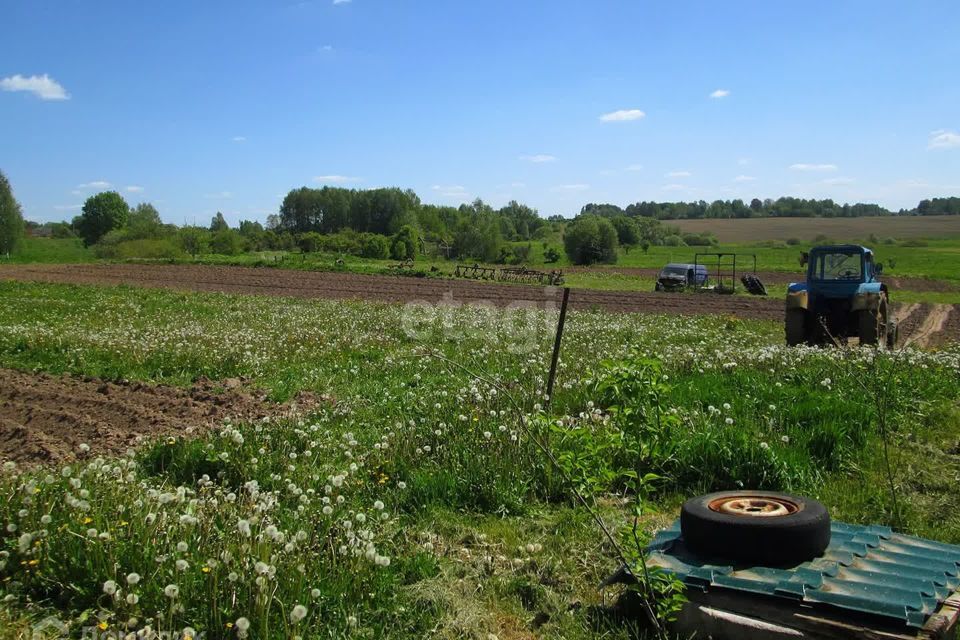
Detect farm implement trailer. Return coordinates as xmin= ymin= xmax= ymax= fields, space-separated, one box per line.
xmin=693 ymin=252 xmax=767 ymax=295
xmin=454 ymin=263 xmax=564 ymax=286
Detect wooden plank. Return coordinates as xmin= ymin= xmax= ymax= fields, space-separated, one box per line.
xmin=675 ymin=587 xmax=954 ymax=640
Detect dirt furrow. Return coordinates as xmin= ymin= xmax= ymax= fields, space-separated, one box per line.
xmin=0 ymin=369 xmax=322 ymax=464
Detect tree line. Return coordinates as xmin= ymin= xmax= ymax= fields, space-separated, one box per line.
xmin=0 ymin=171 xmax=26 ymax=257
xmin=582 ymin=196 xmax=960 ymax=220
xmin=4 ymin=172 xmax=960 ymax=268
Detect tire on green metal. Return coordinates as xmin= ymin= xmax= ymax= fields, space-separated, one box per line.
xmin=785 ymin=309 xmax=806 ymax=346
xmin=680 ymin=491 xmax=831 ymax=565
xmin=858 ymin=294 xmax=888 ymax=346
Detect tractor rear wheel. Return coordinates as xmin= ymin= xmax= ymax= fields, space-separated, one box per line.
xmin=786 ymin=309 xmax=806 ymax=346
xmin=858 ymin=295 xmax=888 ymax=346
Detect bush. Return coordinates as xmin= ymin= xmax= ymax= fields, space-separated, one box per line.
xmin=563 ymin=215 xmax=619 ymax=265
xmin=513 ymin=243 xmax=531 ymax=263
xmin=682 ymin=232 xmax=716 ymax=246
xmin=209 ymin=229 xmax=244 ymax=255
xmin=360 ymin=234 xmax=390 ymax=259
xmin=319 ymin=230 xmax=362 ymax=255
xmin=900 ymin=238 xmax=928 ymax=248
xmin=178 ymin=227 xmax=210 ymax=257
xmin=297 ymin=232 xmax=323 ymax=253
xmin=662 ymin=234 xmax=686 ymax=247
xmin=544 ymin=247 xmax=561 ymax=263
xmin=390 ymin=238 xmax=410 ymax=260
xmin=95 ymin=238 xmax=186 ymax=261
xmin=392 ymin=226 xmax=419 ymax=261
xmin=50 ymin=222 xmax=76 ymax=239
xmin=786 ymin=237 xmax=801 ymax=246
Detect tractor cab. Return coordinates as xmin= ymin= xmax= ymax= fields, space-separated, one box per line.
xmin=786 ymin=245 xmax=895 ymax=347
xmin=800 ymin=245 xmax=883 ymax=292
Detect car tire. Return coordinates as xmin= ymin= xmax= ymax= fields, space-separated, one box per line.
xmin=680 ymin=491 xmax=831 ymax=566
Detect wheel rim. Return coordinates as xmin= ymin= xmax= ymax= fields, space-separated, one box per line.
xmin=708 ymin=495 xmax=799 ymax=517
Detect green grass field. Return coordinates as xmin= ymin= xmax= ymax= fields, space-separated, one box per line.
xmin=6 ymin=237 xmax=94 ymax=264
xmin=1 ymin=281 xmax=959 ymax=638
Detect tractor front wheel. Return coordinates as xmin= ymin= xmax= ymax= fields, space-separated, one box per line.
xmin=858 ymin=295 xmax=888 ymax=346
xmin=786 ymin=309 xmax=806 ymax=346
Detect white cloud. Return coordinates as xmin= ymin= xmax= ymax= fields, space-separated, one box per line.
xmin=313 ymin=175 xmax=361 ymax=184
xmin=53 ymin=204 xmax=81 ymax=211
xmin=125 ymin=185 xmax=144 ymax=193
xmin=738 ymin=157 xmax=750 ymax=166
xmin=553 ymin=184 xmax=589 ymax=192
xmin=77 ymin=181 xmax=112 ymax=189
xmin=822 ymin=177 xmax=854 ymax=186
xmin=666 ymin=170 xmax=691 ymax=178
xmin=519 ymin=154 xmax=557 ymax=163
xmin=710 ymin=89 xmax=731 ymax=99
xmin=232 ymin=136 xmax=247 ymax=142
xmin=204 ymin=191 xmax=233 ymax=199
xmin=320 ymin=45 xmax=334 ymax=51
xmin=733 ymin=175 xmax=756 ymax=182
xmin=510 ymin=181 xmax=526 ymax=188
xmin=625 ymin=164 xmax=644 ymax=172
xmin=789 ymin=163 xmax=838 ymax=172
xmin=599 ymin=109 xmax=646 ymax=122
xmin=0 ymin=74 xmax=69 ymax=101
xmin=928 ymin=130 xmax=960 ymax=150
xmin=333 ymin=0 xmax=351 ymax=4
xmin=661 ymin=184 xmax=686 ymax=191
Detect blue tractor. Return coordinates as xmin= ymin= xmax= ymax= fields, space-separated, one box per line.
xmin=785 ymin=245 xmax=896 ymax=347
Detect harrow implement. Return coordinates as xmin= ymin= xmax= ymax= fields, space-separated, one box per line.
xmin=454 ymin=264 xmax=564 ymax=286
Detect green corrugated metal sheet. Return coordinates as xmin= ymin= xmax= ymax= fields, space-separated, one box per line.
xmin=647 ymin=520 xmax=960 ymax=628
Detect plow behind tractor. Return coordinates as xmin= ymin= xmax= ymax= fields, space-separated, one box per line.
xmin=454 ymin=263 xmax=564 ymax=286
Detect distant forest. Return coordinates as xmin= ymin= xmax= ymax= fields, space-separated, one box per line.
xmin=581 ymin=196 xmax=960 ymax=220
xmin=275 ymin=189 xmax=960 ymax=240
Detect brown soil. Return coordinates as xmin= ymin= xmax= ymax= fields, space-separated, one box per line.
xmin=0 ymin=263 xmax=786 ymax=321
xmin=903 ymin=304 xmax=953 ymax=349
xmin=0 ymin=369 xmax=321 ymax=465
xmin=568 ymin=266 xmax=960 ymax=294
xmin=1 ymin=263 xmax=957 ymax=344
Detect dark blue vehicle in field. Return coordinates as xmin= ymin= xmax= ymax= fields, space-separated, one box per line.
xmin=654 ymin=263 xmax=709 ymax=291
xmin=785 ymin=245 xmax=896 ymax=347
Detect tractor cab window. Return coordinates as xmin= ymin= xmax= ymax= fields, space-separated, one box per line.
xmin=813 ymin=252 xmax=862 ymax=281
xmin=662 ymin=266 xmax=686 ymax=275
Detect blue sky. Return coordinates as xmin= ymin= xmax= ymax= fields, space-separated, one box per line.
xmin=2 ymin=0 xmax=959 ymax=225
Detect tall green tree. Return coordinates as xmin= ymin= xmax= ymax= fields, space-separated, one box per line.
xmin=210 ymin=212 xmax=229 ymax=232
xmin=563 ymin=215 xmax=619 ymax=265
xmin=77 ymin=191 xmax=129 ymax=246
xmin=610 ymin=215 xmax=640 ymax=249
xmin=126 ymin=203 xmax=164 ymax=240
xmin=0 ymin=170 xmax=25 ymax=256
